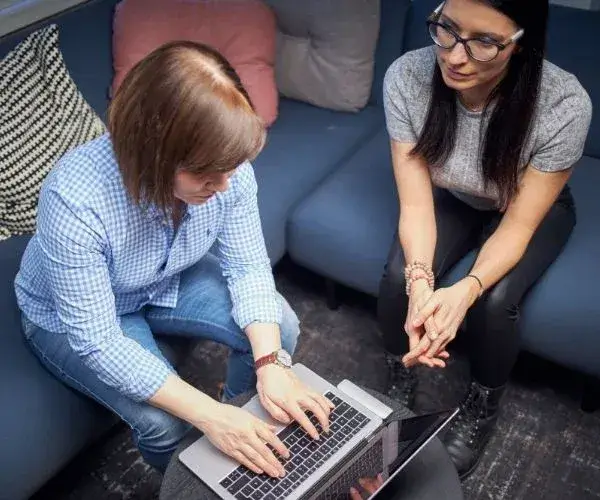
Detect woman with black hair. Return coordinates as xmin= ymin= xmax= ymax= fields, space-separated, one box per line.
xmin=378 ymin=0 xmax=592 ymax=478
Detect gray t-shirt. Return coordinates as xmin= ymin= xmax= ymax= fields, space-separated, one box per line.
xmin=383 ymin=46 xmax=593 ymax=210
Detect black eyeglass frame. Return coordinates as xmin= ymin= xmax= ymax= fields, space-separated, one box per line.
xmin=426 ymin=2 xmax=524 ymax=62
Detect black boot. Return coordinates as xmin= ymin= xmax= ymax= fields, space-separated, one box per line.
xmin=443 ymin=380 xmax=505 ymax=479
xmin=384 ymin=352 xmax=416 ymax=409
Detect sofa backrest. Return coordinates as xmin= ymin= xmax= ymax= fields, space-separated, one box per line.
xmin=0 ymin=0 xmax=119 ymax=121
xmin=1 ymin=0 xmax=596 ymax=156
xmin=403 ymin=0 xmax=599 ymax=160
xmin=545 ymin=5 xmax=599 ymax=159
xmin=368 ymin=0 xmax=412 ymax=106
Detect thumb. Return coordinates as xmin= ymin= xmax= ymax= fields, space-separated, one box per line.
xmin=406 ymin=329 xmax=420 ymax=352
xmin=413 ymin=297 xmax=440 ymax=328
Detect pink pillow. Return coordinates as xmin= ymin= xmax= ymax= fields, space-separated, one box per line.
xmin=112 ymin=0 xmax=278 ymax=126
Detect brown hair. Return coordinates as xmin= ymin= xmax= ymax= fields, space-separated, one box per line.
xmin=108 ymin=41 xmax=266 ymax=213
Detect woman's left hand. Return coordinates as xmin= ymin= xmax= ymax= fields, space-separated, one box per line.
xmin=349 ymin=474 xmax=384 ymax=500
xmin=256 ymin=365 xmax=334 ymax=440
xmin=403 ymin=278 xmax=480 ymax=365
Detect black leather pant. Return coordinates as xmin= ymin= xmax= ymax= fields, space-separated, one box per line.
xmin=377 ymin=187 xmax=576 ymax=389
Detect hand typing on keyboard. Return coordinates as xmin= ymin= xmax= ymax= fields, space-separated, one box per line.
xmin=220 ymin=392 xmax=371 ymax=499
xmin=203 ymin=365 xmax=334 ymax=480
xmin=201 ymin=404 xmax=291 ymax=478
xmin=256 ymin=364 xmax=335 ymax=440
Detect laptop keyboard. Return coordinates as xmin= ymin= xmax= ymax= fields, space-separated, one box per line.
xmin=219 ymin=391 xmax=370 ymax=499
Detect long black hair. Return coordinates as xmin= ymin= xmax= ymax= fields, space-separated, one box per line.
xmin=411 ymin=0 xmax=549 ymax=206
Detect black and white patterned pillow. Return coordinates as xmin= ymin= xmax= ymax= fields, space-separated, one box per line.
xmin=0 ymin=24 xmax=106 ymax=241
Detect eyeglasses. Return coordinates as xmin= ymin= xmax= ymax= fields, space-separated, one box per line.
xmin=427 ymin=2 xmax=524 ymax=62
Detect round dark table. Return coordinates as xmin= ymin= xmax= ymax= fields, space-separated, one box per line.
xmin=160 ymin=388 xmax=464 ymax=500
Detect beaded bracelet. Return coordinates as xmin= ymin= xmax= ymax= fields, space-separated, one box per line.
xmin=404 ymin=261 xmax=435 ymax=295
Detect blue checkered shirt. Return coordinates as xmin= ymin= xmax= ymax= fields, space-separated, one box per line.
xmin=15 ymin=134 xmax=281 ymax=402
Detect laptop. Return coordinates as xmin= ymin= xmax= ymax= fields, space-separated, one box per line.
xmin=179 ymin=363 xmax=458 ymax=500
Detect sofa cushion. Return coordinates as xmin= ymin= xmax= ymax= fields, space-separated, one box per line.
xmin=0 ymin=234 xmax=190 ymax=499
xmin=287 ymin=128 xmax=395 ymax=295
xmin=437 ymin=156 xmax=600 ymax=378
xmin=112 ymin=0 xmax=278 ymax=126
xmin=369 ymin=0 xmax=412 ymax=106
xmin=0 ymin=25 xmax=106 ymax=241
xmin=0 ymin=0 xmax=119 ymax=120
xmin=404 ymin=0 xmax=438 ymax=52
xmin=0 ymin=235 xmax=115 ymax=499
xmin=545 ymin=5 xmax=600 ymax=159
xmin=265 ymin=0 xmax=380 ymax=113
xmin=518 ymin=156 xmax=600 ymax=378
xmin=253 ymin=99 xmax=384 ymax=264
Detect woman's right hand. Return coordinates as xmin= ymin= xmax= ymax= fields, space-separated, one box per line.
xmin=200 ymin=403 xmax=290 ymax=478
xmin=403 ymin=280 xmax=449 ymax=368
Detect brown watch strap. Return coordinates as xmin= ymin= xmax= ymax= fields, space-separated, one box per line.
xmin=254 ymin=352 xmax=277 ymax=369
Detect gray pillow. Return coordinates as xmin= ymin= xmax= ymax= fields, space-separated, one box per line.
xmin=265 ymin=0 xmax=380 ymax=112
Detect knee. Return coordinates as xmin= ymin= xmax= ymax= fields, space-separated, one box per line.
xmin=279 ymin=297 xmax=300 ymax=355
xmin=477 ymin=285 xmax=520 ymax=323
xmin=134 ymin=406 xmax=192 ymax=459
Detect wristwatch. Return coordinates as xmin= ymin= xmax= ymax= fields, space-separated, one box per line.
xmin=255 ymin=349 xmax=293 ymax=370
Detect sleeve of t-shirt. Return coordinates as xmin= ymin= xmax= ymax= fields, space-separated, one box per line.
xmin=383 ymin=56 xmax=418 ymax=143
xmin=530 ymin=79 xmax=593 ymax=172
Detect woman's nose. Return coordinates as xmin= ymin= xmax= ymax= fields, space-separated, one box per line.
xmin=212 ymin=173 xmax=230 ymax=192
xmin=447 ymin=42 xmax=469 ymax=65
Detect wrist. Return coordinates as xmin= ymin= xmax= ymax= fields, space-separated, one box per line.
xmin=405 ymin=261 xmax=435 ymax=296
xmin=245 ymin=322 xmax=281 ymax=360
xmin=410 ymin=278 xmax=431 ymax=296
xmin=189 ymin=393 xmax=223 ymax=430
xmin=461 ymin=277 xmax=481 ymax=304
xmin=256 ymin=362 xmax=287 ymax=380
xmin=255 ymin=348 xmax=293 ymax=376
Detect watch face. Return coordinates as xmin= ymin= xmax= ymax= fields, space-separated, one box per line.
xmin=276 ymin=349 xmax=292 ymax=368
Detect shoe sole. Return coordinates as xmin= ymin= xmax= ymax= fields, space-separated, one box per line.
xmin=458 ymin=459 xmax=480 ymax=481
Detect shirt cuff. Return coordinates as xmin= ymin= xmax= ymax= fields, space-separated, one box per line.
xmin=234 ymin=293 xmax=283 ymax=331
xmin=85 ymin=336 xmax=175 ymax=402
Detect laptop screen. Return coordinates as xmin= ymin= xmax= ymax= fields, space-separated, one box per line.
xmin=368 ymin=409 xmax=458 ymax=500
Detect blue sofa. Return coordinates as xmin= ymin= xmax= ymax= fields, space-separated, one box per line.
xmin=0 ymin=0 xmax=597 ymax=498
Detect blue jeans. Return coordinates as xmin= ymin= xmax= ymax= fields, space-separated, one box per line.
xmin=22 ymin=254 xmax=300 ymax=473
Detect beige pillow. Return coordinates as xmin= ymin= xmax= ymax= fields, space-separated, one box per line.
xmin=265 ymin=0 xmax=380 ymax=112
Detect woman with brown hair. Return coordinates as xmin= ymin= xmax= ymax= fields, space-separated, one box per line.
xmin=15 ymin=41 xmax=332 ymax=477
